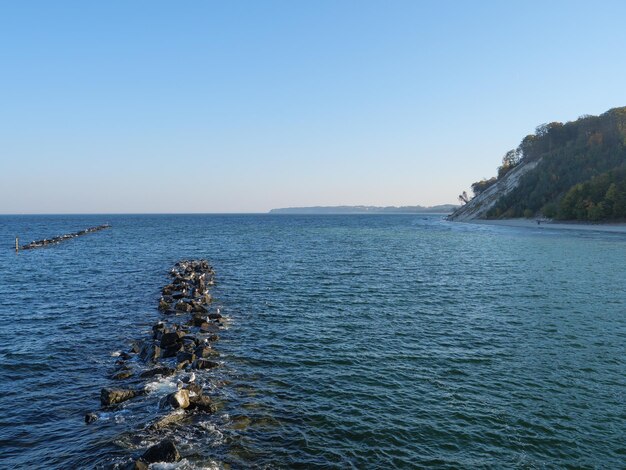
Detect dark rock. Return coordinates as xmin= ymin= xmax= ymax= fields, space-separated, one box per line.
xmin=112 ymin=370 xmax=133 ymax=380
xmin=125 ymin=459 xmax=149 ymax=470
xmin=188 ymin=395 xmax=217 ymax=413
xmin=208 ymin=312 xmax=222 ymax=320
xmin=195 ymin=346 xmax=218 ymax=358
xmin=139 ymin=342 xmax=161 ymax=362
xmin=140 ymin=366 xmax=175 ymax=378
xmin=100 ymin=388 xmax=143 ymax=406
xmin=158 ymin=298 xmax=171 ymax=311
xmin=177 ymin=351 xmax=195 ymax=364
xmin=140 ymin=439 xmax=181 ymax=464
xmin=175 ymin=300 xmax=192 ymax=312
xmin=149 ymin=412 xmax=185 ymax=431
xmin=161 ymin=343 xmax=184 ymax=358
xmin=85 ymin=412 xmax=98 ymax=424
xmin=160 ymin=332 xmax=182 ymax=349
xmin=182 ymin=337 xmax=199 ymax=349
xmin=193 ymin=359 xmax=219 ymax=370
xmin=200 ymin=323 xmax=220 ymax=334
xmin=176 ymin=360 xmax=190 ymax=370
xmin=184 ymin=383 xmax=203 ymax=395
xmin=190 ymin=314 xmax=206 ymax=327
xmin=191 ymin=302 xmax=208 ymax=313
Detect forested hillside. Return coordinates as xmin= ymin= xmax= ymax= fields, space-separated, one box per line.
xmin=464 ymin=107 xmax=626 ymax=221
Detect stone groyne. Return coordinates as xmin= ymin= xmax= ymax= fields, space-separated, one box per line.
xmin=18 ymin=224 xmax=111 ymax=250
xmin=87 ymin=259 xmax=226 ymax=468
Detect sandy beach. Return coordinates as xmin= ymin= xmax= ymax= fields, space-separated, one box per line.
xmin=458 ymin=218 xmax=626 ymax=234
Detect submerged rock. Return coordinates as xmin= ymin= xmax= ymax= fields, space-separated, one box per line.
xmin=84 ymin=412 xmax=98 ymax=424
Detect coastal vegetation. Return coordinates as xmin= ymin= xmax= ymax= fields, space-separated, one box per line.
xmin=459 ymin=106 xmax=626 ymax=221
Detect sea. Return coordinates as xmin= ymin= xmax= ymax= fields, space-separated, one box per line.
xmin=0 ymin=214 xmax=624 ymax=469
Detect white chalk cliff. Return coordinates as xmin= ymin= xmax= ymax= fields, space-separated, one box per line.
xmin=447 ymin=159 xmax=541 ymax=221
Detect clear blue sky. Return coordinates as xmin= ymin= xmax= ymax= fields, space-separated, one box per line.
xmin=2 ymin=1 xmax=626 ymax=213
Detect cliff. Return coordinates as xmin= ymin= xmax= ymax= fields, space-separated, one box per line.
xmin=449 ymin=106 xmax=626 ymax=221
xmin=447 ymin=159 xmax=541 ymax=221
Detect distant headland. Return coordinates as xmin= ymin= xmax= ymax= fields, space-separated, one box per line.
xmin=269 ymin=204 xmax=458 ymax=214
xmin=449 ymin=106 xmax=626 ymax=222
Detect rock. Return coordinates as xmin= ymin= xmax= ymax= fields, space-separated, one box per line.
xmin=85 ymin=412 xmax=98 ymax=424
xmin=161 ymin=343 xmax=184 ymax=358
xmin=191 ymin=302 xmax=208 ymax=313
xmin=149 ymin=411 xmax=185 ymax=430
xmin=193 ymin=359 xmax=219 ymax=370
xmin=190 ymin=314 xmax=206 ymax=327
xmin=176 ymin=360 xmax=190 ymax=370
xmin=177 ymin=351 xmax=195 ymax=363
xmin=167 ymin=389 xmax=190 ymax=409
xmin=112 ymin=370 xmax=133 ymax=380
xmin=140 ymin=439 xmax=181 ymax=464
xmin=158 ymin=298 xmax=171 ymax=311
xmin=200 ymin=323 xmax=220 ymax=334
xmin=100 ymin=388 xmax=143 ymax=406
xmin=119 ymin=351 xmax=132 ymax=360
xmin=195 ymin=346 xmax=218 ymax=358
xmin=139 ymin=342 xmax=161 ymax=362
xmin=130 ymin=341 xmax=142 ymax=354
xmin=139 ymin=366 xmax=175 ymax=378
xmin=125 ymin=459 xmax=149 ymax=470
xmin=188 ymin=395 xmax=216 ymax=413
xmin=184 ymin=383 xmax=203 ymax=395
xmin=182 ymin=337 xmax=199 ymax=349
xmin=160 ymin=332 xmax=182 ymax=349
xmin=175 ymin=300 xmax=192 ymax=312
xmin=208 ymin=312 xmax=222 ymax=320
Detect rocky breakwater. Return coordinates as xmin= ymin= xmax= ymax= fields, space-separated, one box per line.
xmin=87 ymin=259 xmax=227 ymax=468
xmin=19 ymin=224 xmax=111 ymax=250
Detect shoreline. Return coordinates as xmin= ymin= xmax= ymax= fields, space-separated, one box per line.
xmin=454 ymin=218 xmax=626 ymax=234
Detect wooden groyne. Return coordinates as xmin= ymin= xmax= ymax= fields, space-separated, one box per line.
xmin=16 ymin=224 xmax=111 ymax=251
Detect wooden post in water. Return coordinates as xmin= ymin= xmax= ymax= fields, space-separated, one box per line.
xmin=15 ymin=237 xmax=19 ymax=253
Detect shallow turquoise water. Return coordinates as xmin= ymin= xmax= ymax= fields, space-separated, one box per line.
xmin=0 ymin=214 xmax=624 ymax=468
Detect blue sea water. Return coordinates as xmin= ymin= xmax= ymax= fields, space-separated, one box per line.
xmin=0 ymin=214 xmax=624 ymax=469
